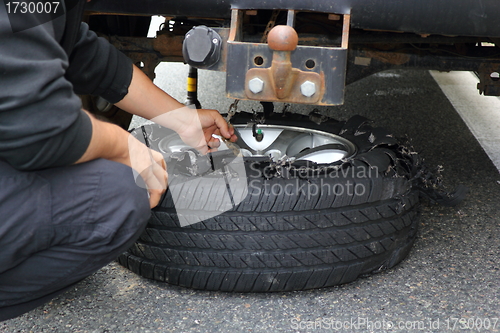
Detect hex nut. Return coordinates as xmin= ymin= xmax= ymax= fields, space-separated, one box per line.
xmin=300 ymin=80 xmax=316 ymax=97
xmin=249 ymin=77 xmax=265 ymax=94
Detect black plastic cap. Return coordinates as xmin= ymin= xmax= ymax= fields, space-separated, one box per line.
xmin=183 ymin=25 xmax=222 ymax=69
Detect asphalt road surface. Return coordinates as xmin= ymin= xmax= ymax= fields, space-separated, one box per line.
xmin=2 ymin=66 xmax=500 ymax=333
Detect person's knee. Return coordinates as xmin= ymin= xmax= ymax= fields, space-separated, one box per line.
xmin=98 ymin=160 xmax=151 ymax=229
xmin=74 ymin=160 xmax=152 ymax=261
xmin=38 ymin=159 xmax=151 ymax=251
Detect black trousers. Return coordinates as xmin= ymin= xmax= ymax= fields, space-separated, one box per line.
xmin=0 ymin=159 xmax=151 ymax=321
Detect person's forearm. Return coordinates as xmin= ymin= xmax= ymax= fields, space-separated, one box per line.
xmin=75 ymin=111 xmax=131 ymax=167
xmin=114 ymin=63 xmax=237 ymax=149
xmin=115 ymin=65 xmax=185 ymax=121
xmin=75 ymin=111 xmax=167 ymax=208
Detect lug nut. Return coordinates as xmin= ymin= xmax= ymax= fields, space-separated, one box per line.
xmin=249 ymin=77 xmax=265 ymax=94
xmin=300 ymin=80 xmax=316 ymax=97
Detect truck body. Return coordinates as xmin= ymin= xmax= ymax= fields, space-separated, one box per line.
xmin=85 ymin=0 xmax=500 ymax=110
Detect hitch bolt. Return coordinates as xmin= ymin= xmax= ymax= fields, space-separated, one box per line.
xmin=249 ymin=77 xmax=265 ymax=94
xmin=300 ymin=80 xmax=316 ymax=97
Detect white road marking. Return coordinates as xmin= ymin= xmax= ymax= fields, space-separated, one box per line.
xmin=430 ymin=70 xmax=500 ymax=173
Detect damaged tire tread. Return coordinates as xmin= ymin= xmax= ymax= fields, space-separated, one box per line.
xmin=119 ymin=113 xmax=422 ymax=292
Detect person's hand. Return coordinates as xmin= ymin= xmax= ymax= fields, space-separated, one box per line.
xmin=127 ymin=136 xmax=168 ymax=208
xmin=114 ymin=65 xmax=237 ymax=153
xmin=152 ymin=106 xmax=237 ymax=154
xmin=197 ymin=109 xmax=238 ymax=152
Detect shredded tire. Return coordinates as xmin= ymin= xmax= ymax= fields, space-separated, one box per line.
xmin=118 ymin=113 xmax=423 ymax=292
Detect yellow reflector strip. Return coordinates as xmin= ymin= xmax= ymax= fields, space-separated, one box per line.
xmin=187 ymin=77 xmax=197 ymax=92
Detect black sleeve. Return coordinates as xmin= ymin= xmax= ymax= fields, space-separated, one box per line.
xmin=0 ymin=8 xmax=93 ymax=171
xmin=65 ymin=22 xmax=134 ymax=104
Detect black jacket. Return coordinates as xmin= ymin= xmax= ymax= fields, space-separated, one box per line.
xmin=0 ymin=0 xmax=133 ymax=170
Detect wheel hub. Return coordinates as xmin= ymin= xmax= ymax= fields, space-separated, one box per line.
xmin=158 ymin=123 xmax=356 ymax=164
xmin=233 ymin=124 xmax=356 ymax=163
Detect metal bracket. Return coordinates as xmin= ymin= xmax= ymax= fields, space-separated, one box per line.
xmin=477 ymin=63 xmax=500 ymax=96
xmin=226 ymin=9 xmax=350 ymax=106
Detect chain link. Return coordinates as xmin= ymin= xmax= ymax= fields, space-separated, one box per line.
xmin=261 ymin=10 xmax=281 ymax=43
xmin=225 ymin=99 xmax=240 ymax=124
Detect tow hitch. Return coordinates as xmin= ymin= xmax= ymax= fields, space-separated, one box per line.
xmin=182 ymin=9 xmax=351 ymax=106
